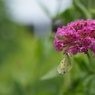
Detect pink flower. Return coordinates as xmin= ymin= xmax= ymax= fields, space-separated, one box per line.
xmin=54 ymin=19 xmax=95 ymax=55
xmin=89 ymin=40 xmax=95 ymax=54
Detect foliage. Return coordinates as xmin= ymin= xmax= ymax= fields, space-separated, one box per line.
xmin=0 ymin=0 xmax=95 ymax=95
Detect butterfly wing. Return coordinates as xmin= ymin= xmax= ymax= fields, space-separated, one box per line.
xmin=57 ymin=53 xmax=73 ymax=76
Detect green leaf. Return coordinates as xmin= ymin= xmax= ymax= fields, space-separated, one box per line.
xmin=73 ymin=53 xmax=91 ymax=72
xmin=73 ymin=0 xmax=92 ymax=19
xmin=40 ymin=67 xmax=58 ymax=80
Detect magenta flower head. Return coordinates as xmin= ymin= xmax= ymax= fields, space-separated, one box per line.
xmin=54 ymin=19 xmax=95 ymax=55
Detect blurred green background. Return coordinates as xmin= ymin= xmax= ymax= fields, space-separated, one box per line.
xmin=0 ymin=0 xmax=95 ymax=95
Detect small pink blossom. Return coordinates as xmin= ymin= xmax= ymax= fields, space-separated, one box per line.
xmin=54 ymin=19 xmax=95 ymax=55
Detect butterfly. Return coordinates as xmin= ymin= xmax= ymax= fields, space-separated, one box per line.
xmin=57 ymin=53 xmax=73 ymax=76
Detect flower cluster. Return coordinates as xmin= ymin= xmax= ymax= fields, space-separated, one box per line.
xmin=54 ymin=19 xmax=95 ymax=55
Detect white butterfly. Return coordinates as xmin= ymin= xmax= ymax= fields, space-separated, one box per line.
xmin=57 ymin=53 xmax=73 ymax=76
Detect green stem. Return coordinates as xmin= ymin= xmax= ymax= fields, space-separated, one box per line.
xmin=59 ymin=78 xmax=64 ymax=95
xmin=87 ymin=52 xmax=94 ymax=72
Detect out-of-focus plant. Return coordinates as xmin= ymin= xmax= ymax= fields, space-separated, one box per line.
xmin=1 ymin=0 xmax=95 ymax=95
xmin=0 ymin=0 xmax=19 ymax=64
xmin=40 ymin=0 xmax=95 ymax=95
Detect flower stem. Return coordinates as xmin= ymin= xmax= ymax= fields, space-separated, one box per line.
xmin=87 ymin=52 xmax=94 ymax=72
